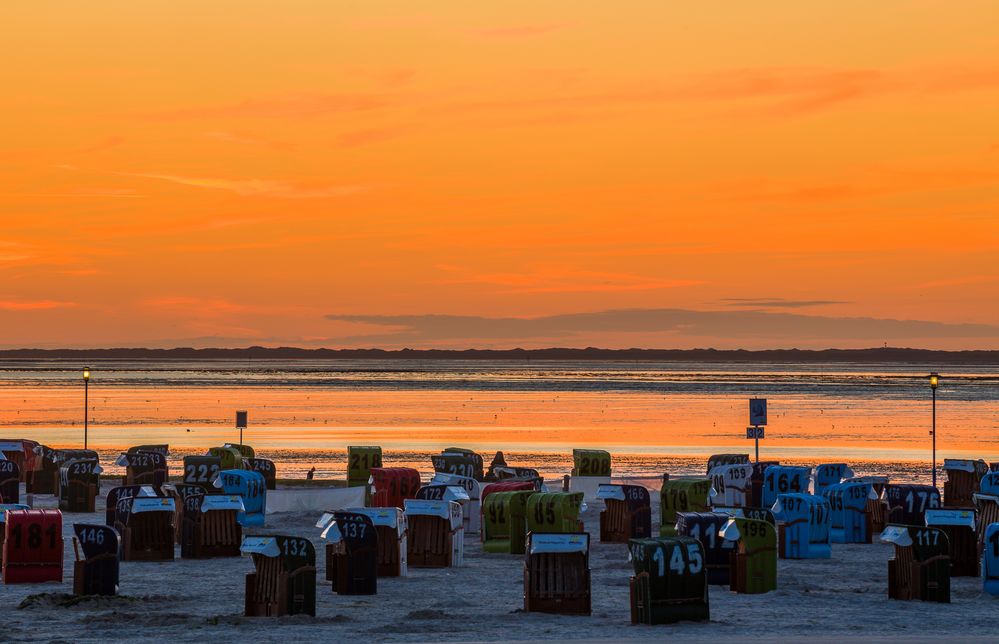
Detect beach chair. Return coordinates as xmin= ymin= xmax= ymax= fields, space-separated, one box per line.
xmin=432 ymin=448 xmax=485 ymax=481
xmin=244 ymin=458 xmax=277 ymax=491
xmin=597 ymin=484 xmax=651 ymax=543
xmin=675 ymin=512 xmax=735 ymax=585
xmin=179 ymin=493 xmax=243 ymax=558
xmin=170 ymin=483 xmax=205 ymax=541
xmin=482 ymin=490 xmax=533 ymax=554
xmin=51 ymin=449 xmax=99 ymax=498
xmin=481 ymin=483 xmax=534 ymax=546
xmin=0 ymin=504 xmax=31 ymax=552
xmin=823 ymin=481 xmax=876 ymax=543
xmin=129 ymin=444 xmax=169 ymax=457
xmin=224 ymin=443 xmax=255 ymax=459
xmin=58 ymin=458 xmax=101 ymax=512
xmin=720 ymin=517 xmax=777 ymax=594
xmin=242 ymin=535 xmax=316 ymax=617
xmin=216 ymin=470 xmax=266 ymax=527
xmin=629 ymin=536 xmax=709 ymax=624
xmin=745 ymin=460 xmax=777 ymax=505
xmin=813 ymin=463 xmax=854 ymax=497
xmin=708 ymin=463 xmax=753 ymax=508
xmin=182 ymin=455 xmax=222 ymax=493
xmin=0 ymin=460 xmax=20 ymax=504
xmin=571 ymin=449 xmax=611 ymax=477
xmin=881 ymin=524 xmax=950 ymax=602
xmin=322 ymin=511 xmax=378 ymax=595
xmin=319 ymin=507 xmax=408 ymax=578
xmin=104 ymin=484 xmax=158 ymax=526
xmin=347 ymin=445 xmax=383 ymax=488
xmin=2 ymin=509 xmax=63 ymax=583
xmin=845 ymin=476 xmax=891 ymax=535
xmin=72 ymin=523 xmax=120 ymax=596
xmin=527 ymin=492 xmax=584 ymax=534
xmin=975 ymin=471 xmax=999 ymax=553
xmin=925 ymin=509 xmax=978 ymax=577
xmin=983 ymin=523 xmax=999 ymax=596
xmin=370 ymin=467 xmax=422 ymax=509
xmin=493 ymin=466 xmax=544 ymax=484
xmin=0 ymin=440 xmax=31 ymax=483
xmin=524 ymin=532 xmax=591 ymax=615
xmin=207 ymin=446 xmax=245 ymax=471
xmin=482 ymin=480 xmax=536 ymax=502
xmin=846 ymin=475 xmax=890 ymax=495
xmin=660 ymin=479 xmax=714 ymax=536
xmin=706 ymin=453 xmax=750 ymax=475
xmin=119 ymin=447 xmax=169 ymax=490
xmin=943 ymin=459 xmax=988 ymax=508
xmin=772 ymin=493 xmax=831 ymax=559
xmin=115 ymin=495 xmax=175 ymax=561
xmin=885 ymin=484 xmax=940 ymax=526
xmin=27 ymin=445 xmax=59 ymax=495
xmin=761 ymin=465 xmax=811 ymax=509
xmin=430 ymin=472 xmax=482 ymax=534
xmin=404 ymin=499 xmax=464 ymax=567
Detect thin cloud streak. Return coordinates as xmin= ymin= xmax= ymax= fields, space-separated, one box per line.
xmin=116 ymin=171 xmax=368 ymax=199
xmin=325 ymin=308 xmax=999 ymax=345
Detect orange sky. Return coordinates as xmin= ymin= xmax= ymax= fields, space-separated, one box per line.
xmin=2 ymin=1 xmax=998 ymax=349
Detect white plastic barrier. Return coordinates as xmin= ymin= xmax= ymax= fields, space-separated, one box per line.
xmin=266 ymin=486 xmax=365 ymax=514
xmin=568 ymin=476 xmax=612 ymax=501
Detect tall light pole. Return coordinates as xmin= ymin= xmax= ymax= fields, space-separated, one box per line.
xmin=929 ymin=372 xmax=939 ymax=488
xmin=83 ymin=366 xmax=91 ymax=449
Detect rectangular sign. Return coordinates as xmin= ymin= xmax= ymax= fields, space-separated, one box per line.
xmin=749 ymin=398 xmax=767 ymax=426
xmin=746 ymin=426 xmax=765 ymax=439
xmin=235 ymin=410 xmax=248 ymax=429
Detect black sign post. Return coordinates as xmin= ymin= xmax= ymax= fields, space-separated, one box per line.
xmin=748 ymin=399 xmax=768 ymax=464
xmin=236 ymin=410 xmax=248 ymax=446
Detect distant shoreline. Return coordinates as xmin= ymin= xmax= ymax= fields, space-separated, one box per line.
xmin=2 ymin=346 xmax=998 ymax=363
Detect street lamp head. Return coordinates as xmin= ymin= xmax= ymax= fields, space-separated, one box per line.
xmin=928 ymin=372 xmax=939 ymax=389
xmin=83 ymin=366 xmax=91 ymax=382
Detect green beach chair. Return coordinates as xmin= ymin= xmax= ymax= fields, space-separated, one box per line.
xmin=572 ymin=449 xmax=611 ymax=477
xmin=208 ymin=446 xmax=244 ymax=471
xmin=526 ymin=492 xmax=584 ymax=534
xmin=720 ymin=517 xmax=777 ymax=594
xmin=629 ymin=536 xmax=709 ymax=624
xmin=482 ymin=490 xmax=533 ymax=553
xmin=347 ymin=446 xmax=382 ymax=488
xmin=660 ymin=478 xmax=714 ymax=536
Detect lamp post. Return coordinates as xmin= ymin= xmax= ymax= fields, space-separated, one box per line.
xmin=929 ymin=372 xmax=939 ymax=488
xmin=83 ymin=366 xmax=91 ymax=449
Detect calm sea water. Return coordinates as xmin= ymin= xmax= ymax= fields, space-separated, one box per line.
xmin=1 ymin=359 xmax=997 ymax=482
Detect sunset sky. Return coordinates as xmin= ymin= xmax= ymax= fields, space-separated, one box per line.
xmin=2 ymin=1 xmax=998 ymax=349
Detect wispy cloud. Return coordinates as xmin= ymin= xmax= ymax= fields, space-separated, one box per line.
xmin=722 ymin=298 xmax=850 ymax=308
xmin=0 ymin=300 xmax=77 ymax=311
xmin=116 ymin=171 xmax=367 ymax=199
xmin=325 ymin=308 xmax=999 ymax=346
xmin=139 ymin=93 xmax=395 ymax=120
xmin=140 ymin=296 xmax=248 ymax=317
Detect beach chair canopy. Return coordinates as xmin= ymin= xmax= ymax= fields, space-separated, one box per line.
xmin=572 ymin=449 xmax=611 ymax=477
xmin=216 ymin=469 xmax=266 ymax=526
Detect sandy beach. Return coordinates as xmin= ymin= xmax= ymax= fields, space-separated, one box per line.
xmin=2 ymin=479 xmax=994 ymax=643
